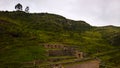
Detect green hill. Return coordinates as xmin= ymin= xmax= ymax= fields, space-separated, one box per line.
xmin=0 ymin=11 xmax=120 ymax=68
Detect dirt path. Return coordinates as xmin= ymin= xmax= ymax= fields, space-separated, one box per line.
xmin=64 ymin=60 xmax=100 ymax=68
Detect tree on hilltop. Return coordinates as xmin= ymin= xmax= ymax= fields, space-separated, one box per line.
xmin=25 ymin=6 xmax=29 ymax=13
xmin=15 ymin=3 xmax=23 ymax=11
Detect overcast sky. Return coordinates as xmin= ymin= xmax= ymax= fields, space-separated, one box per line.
xmin=0 ymin=0 xmax=120 ymax=26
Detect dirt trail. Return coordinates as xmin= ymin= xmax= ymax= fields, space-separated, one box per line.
xmin=64 ymin=60 xmax=100 ymax=68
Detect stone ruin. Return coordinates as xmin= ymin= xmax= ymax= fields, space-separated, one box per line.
xmin=43 ymin=44 xmax=84 ymax=59
xmin=33 ymin=44 xmax=98 ymax=68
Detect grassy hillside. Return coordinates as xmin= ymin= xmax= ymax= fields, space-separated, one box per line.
xmin=0 ymin=11 xmax=120 ymax=68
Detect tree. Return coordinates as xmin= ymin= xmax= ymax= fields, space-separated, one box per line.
xmin=15 ymin=3 xmax=23 ymax=11
xmin=25 ymin=6 xmax=29 ymax=13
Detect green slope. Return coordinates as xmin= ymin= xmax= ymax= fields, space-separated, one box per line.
xmin=0 ymin=11 xmax=120 ymax=68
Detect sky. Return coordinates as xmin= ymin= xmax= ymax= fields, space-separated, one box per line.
xmin=0 ymin=0 xmax=120 ymax=26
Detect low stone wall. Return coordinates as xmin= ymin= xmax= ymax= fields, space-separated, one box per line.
xmin=48 ymin=50 xmax=64 ymax=56
xmin=48 ymin=49 xmax=74 ymax=56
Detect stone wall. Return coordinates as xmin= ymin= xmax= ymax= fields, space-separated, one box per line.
xmin=43 ymin=44 xmax=65 ymax=49
xmin=48 ymin=50 xmax=64 ymax=56
xmin=43 ymin=44 xmax=84 ymax=58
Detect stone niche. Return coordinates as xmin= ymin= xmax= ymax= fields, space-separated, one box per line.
xmin=75 ymin=51 xmax=83 ymax=59
xmin=43 ymin=44 xmax=64 ymax=49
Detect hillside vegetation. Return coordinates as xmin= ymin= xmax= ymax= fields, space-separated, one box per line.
xmin=0 ymin=11 xmax=120 ymax=68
